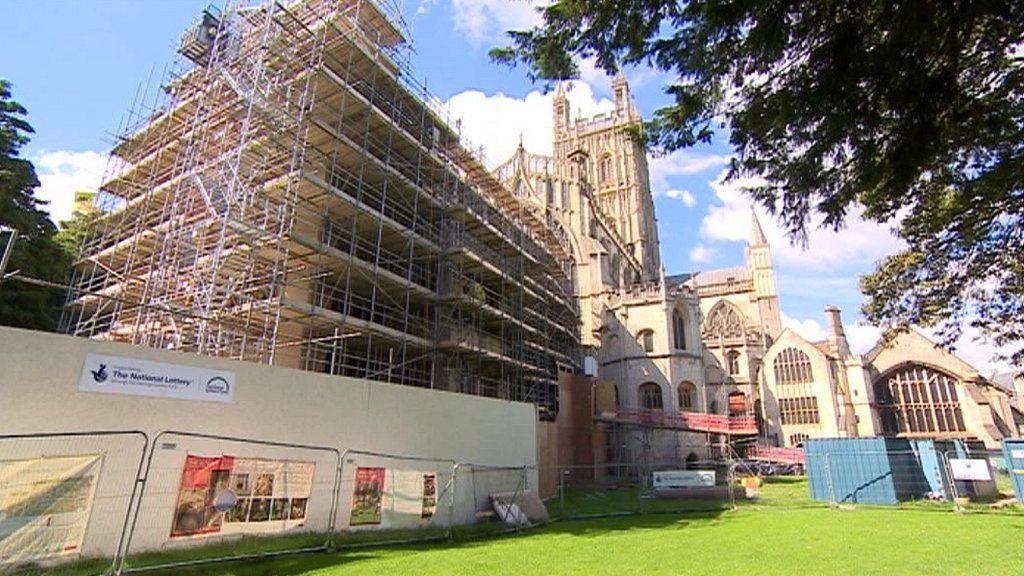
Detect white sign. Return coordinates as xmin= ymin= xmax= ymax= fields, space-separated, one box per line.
xmin=652 ymin=470 xmax=716 ymax=489
xmin=79 ymin=353 xmax=234 ymax=403
xmin=949 ymin=458 xmax=992 ymax=482
xmin=1010 ymin=450 xmax=1024 ymax=460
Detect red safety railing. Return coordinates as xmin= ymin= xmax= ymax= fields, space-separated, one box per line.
xmin=597 ymin=409 xmax=758 ymax=435
xmin=747 ymin=445 xmax=806 ymax=465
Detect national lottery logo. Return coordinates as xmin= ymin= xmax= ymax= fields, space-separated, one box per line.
xmin=90 ymin=363 xmax=109 ymax=383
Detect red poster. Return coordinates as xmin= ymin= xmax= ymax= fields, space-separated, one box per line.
xmin=350 ymin=467 xmax=386 ymax=525
xmin=170 ymin=455 xmax=235 ymax=537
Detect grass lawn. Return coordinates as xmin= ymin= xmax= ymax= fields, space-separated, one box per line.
xmin=137 ymin=507 xmax=1023 ymax=576
xmin=19 ymin=478 xmax=1023 ymax=576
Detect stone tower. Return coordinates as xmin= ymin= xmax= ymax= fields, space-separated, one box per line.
xmin=552 ymin=74 xmax=662 ymax=283
xmin=745 ymin=210 xmax=782 ymax=340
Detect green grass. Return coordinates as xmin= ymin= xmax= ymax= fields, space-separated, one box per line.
xmin=134 ymin=507 xmax=1023 ymax=576
xmin=15 ymin=479 xmax=1023 ymax=576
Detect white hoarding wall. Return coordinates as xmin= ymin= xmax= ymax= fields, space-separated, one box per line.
xmin=0 ymin=327 xmax=538 ymax=557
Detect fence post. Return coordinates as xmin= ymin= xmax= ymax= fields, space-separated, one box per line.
xmin=448 ymin=463 xmax=459 ymax=541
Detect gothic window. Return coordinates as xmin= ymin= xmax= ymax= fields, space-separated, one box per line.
xmin=873 ymin=364 xmax=966 ymax=436
xmin=779 ymin=397 xmax=820 ymax=425
xmin=599 ymin=154 xmax=613 ymax=183
xmin=773 ymin=348 xmax=814 ymax=385
xmin=704 ymin=303 xmax=745 ymax=340
xmin=678 ymin=381 xmax=697 ymax=411
xmin=561 ymin=181 xmax=569 ymax=208
xmin=726 ymin=349 xmax=741 ymax=375
xmin=638 ymin=330 xmax=655 ymax=353
xmin=672 ymin=309 xmax=687 ymax=350
xmin=639 ymin=382 xmax=664 ymax=410
xmin=545 ymin=179 xmax=554 ymax=204
xmin=789 ymin=433 xmax=809 ymax=446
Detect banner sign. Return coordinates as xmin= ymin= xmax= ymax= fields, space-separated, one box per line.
xmin=0 ymin=455 xmax=102 ymax=565
xmin=79 ymin=353 xmax=234 ymax=403
xmin=652 ymin=470 xmax=716 ymax=489
xmin=350 ymin=468 xmax=385 ymax=526
xmin=948 ymin=458 xmax=992 ymax=482
xmin=170 ymin=455 xmax=314 ymax=538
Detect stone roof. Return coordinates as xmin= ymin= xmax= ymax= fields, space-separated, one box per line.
xmin=691 ymin=266 xmax=750 ymax=286
xmin=992 ymin=370 xmax=1022 ymax=396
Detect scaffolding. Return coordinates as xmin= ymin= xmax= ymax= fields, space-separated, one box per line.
xmin=62 ymin=0 xmax=580 ymax=416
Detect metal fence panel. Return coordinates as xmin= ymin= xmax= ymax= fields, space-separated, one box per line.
xmin=333 ymin=450 xmax=457 ymax=545
xmin=0 ymin=431 xmax=148 ymax=576
xmin=118 ymin=431 xmax=340 ymax=573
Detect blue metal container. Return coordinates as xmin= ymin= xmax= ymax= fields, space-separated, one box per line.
xmin=1002 ymin=439 xmax=1024 ymax=503
xmin=805 ymin=438 xmax=937 ymax=504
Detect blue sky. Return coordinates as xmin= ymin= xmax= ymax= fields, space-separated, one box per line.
xmin=0 ymin=0 xmax=1010 ymax=373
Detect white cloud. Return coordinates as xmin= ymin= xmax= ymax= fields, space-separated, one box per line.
xmin=444 ymin=81 xmax=613 ymax=168
xmin=648 ymin=150 xmax=730 ymax=197
xmin=665 ymin=189 xmax=696 ymax=207
xmin=845 ymin=322 xmax=883 ymax=354
xmin=781 ymin=311 xmax=827 ymax=343
xmin=688 ymin=244 xmax=716 ymax=263
xmin=31 ymin=150 xmax=107 ymax=225
xmin=699 ymin=169 xmax=904 ymax=273
xmin=782 ymin=309 xmax=881 ymax=353
xmin=451 ymin=0 xmax=543 ymax=44
xmin=921 ymin=324 xmax=1018 ymax=377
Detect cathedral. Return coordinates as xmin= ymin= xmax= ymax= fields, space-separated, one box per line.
xmin=495 ymin=74 xmax=1016 ymax=464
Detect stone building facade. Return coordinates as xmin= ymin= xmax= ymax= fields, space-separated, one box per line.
xmin=496 ymin=76 xmax=720 ymax=463
xmin=760 ymin=307 xmax=1016 ymax=449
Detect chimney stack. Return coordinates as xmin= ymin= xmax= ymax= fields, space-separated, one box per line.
xmin=825 ymin=305 xmax=851 ymax=357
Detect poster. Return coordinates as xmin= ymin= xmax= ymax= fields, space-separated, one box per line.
xmin=349 ymin=467 xmax=385 ymax=526
xmin=171 ymin=455 xmax=315 ymax=539
xmin=421 ymin=475 xmax=437 ymax=519
xmin=0 ymin=455 xmax=102 ymax=565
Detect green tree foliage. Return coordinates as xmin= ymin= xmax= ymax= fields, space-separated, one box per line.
xmin=491 ymin=1 xmax=1024 ymax=362
xmin=0 ymin=79 xmax=70 ymax=331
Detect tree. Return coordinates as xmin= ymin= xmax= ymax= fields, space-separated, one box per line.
xmin=491 ymin=1 xmax=1024 ymax=363
xmin=0 ymin=79 xmax=71 ymax=331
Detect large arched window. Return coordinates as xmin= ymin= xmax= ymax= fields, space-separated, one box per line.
xmin=638 ymin=329 xmax=655 ymax=353
xmin=704 ymin=303 xmax=745 ymax=340
xmin=726 ymin=349 xmax=741 ymax=375
xmin=639 ymin=382 xmax=664 ymax=410
xmin=678 ymin=381 xmax=697 ymax=411
xmin=672 ymin=309 xmax=687 ymax=350
xmin=874 ymin=364 xmax=965 ymax=435
xmin=773 ymin=347 xmax=814 ymax=384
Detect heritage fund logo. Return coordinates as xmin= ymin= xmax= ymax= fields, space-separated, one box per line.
xmin=205 ymin=376 xmax=231 ymax=395
xmin=90 ymin=363 xmax=109 ymax=383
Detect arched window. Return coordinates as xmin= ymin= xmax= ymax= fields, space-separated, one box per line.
xmin=672 ymin=309 xmax=687 ymax=350
xmin=599 ymin=154 xmax=613 ymax=183
xmin=638 ymin=330 xmax=655 ymax=353
xmin=874 ymin=364 xmax=965 ymax=436
xmin=639 ymin=382 xmax=664 ymax=410
xmin=678 ymin=381 xmax=697 ymax=411
xmin=726 ymin=349 xmax=741 ymax=375
xmin=704 ymin=303 xmax=745 ymax=340
xmin=773 ymin=347 xmax=814 ymax=384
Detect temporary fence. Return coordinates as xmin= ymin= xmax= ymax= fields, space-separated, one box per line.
xmin=334 ymin=450 xmax=457 ymax=544
xmin=118 ymin=431 xmax=342 ymax=573
xmin=3 ymin=435 xmax=1022 ymax=576
xmin=0 ymin=431 xmax=149 ymax=576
